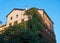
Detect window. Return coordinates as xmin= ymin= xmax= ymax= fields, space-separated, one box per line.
xmin=50 ymin=23 xmax=54 ymax=31
xmin=4 ymin=28 xmax=6 ymax=30
xmin=14 ymin=21 xmax=18 ymax=24
xmin=16 ymin=15 xmax=18 ymax=18
xmin=9 ymin=23 xmax=12 ymax=26
xmin=28 ymin=16 xmax=31 ymax=19
xmin=28 ymin=15 xmax=32 ymax=19
xmin=21 ymin=19 xmax=24 ymax=22
xmin=10 ymin=17 xmax=13 ymax=20
xmin=45 ymin=29 xmax=50 ymax=34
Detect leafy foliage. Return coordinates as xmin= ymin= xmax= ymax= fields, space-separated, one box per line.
xmin=0 ymin=8 xmax=48 ymax=43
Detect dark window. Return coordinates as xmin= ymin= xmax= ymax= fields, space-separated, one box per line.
xmin=50 ymin=23 xmax=53 ymax=30
xmin=10 ymin=17 xmax=13 ymax=20
xmin=16 ymin=15 xmax=18 ymax=18
xmin=4 ymin=28 xmax=6 ymax=30
xmin=14 ymin=21 xmax=18 ymax=24
xmin=9 ymin=23 xmax=12 ymax=26
xmin=28 ymin=16 xmax=31 ymax=19
xmin=21 ymin=19 xmax=24 ymax=22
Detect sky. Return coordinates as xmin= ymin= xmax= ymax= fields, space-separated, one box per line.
xmin=0 ymin=0 xmax=60 ymax=43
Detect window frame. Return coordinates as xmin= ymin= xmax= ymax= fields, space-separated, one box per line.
xmin=16 ymin=14 xmax=18 ymax=18
xmin=10 ymin=17 xmax=13 ymax=20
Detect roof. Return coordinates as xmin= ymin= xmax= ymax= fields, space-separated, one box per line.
xmin=6 ymin=8 xmax=25 ymax=17
xmin=6 ymin=8 xmax=54 ymax=24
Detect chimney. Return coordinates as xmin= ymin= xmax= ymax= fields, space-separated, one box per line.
xmin=25 ymin=6 xmax=28 ymax=10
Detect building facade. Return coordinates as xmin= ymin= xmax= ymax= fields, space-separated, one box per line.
xmin=0 ymin=7 xmax=56 ymax=43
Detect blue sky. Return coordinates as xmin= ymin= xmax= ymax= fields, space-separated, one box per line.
xmin=0 ymin=0 xmax=60 ymax=43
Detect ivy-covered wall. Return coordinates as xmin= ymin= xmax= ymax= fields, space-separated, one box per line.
xmin=0 ymin=8 xmax=56 ymax=43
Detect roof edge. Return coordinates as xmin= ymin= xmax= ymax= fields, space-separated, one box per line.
xmin=38 ymin=9 xmax=54 ymax=24
xmin=6 ymin=8 xmax=54 ymax=24
xmin=6 ymin=8 xmax=25 ymax=17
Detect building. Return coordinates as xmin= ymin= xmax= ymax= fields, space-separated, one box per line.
xmin=0 ymin=7 xmax=56 ymax=43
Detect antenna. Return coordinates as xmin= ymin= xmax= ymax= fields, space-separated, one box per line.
xmin=25 ymin=5 xmax=28 ymax=10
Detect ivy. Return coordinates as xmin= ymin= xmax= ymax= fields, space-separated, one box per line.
xmin=0 ymin=7 xmax=56 ymax=43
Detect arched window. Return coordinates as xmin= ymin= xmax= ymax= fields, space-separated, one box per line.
xmin=21 ymin=19 xmax=24 ymax=22
xmin=14 ymin=21 xmax=18 ymax=24
xmin=10 ymin=17 xmax=13 ymax=20
xmin=9 ymin=23 xmax=12 ymax=26
xmin=16 ymin=15 xmax=18 ymax=18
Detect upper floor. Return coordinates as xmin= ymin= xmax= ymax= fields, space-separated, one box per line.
xmin=0 ymin=8 xmax=54 ymax=35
